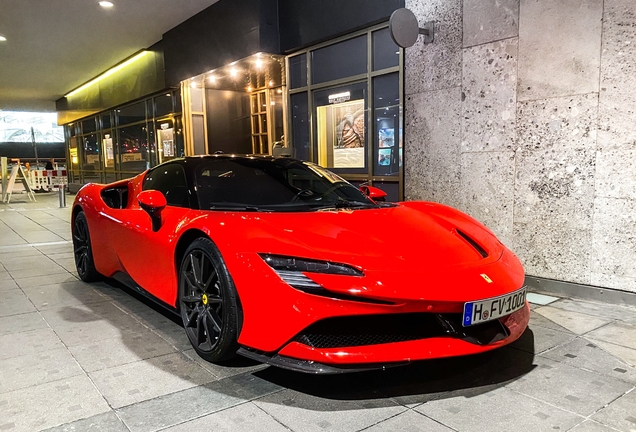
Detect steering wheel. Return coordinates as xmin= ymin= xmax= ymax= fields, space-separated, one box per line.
xmin=291 ymin=189 xmax=315 ymax=202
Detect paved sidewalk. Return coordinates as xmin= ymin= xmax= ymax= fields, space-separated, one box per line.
xmin=1 ymin=192 xmax=635 ymax=432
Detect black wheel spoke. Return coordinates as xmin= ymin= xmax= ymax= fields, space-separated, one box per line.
xmin=203 ymin=268 xmax=217 ymax=291
xmin=182 ymin=270 xmax=198 ymax=292
xmin=206 ymin=309 xmax=222 ymax=333
xmin=185 ymin=308 xmax=199 ymax=328
xmin=181 ymin=295 xmax=200 ymax=303
xmin=190 ymin=254 xmax=201 ymax=285
xmin=196 ymin=314 xmax=206 ymax=345
xmin=206 ymin=295 xmax=222 ymax=305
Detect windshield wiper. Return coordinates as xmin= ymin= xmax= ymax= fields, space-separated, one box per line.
xmin=312 ymin=200 xmax=376 ymax=211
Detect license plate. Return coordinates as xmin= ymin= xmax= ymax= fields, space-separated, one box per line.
xmin=462 ymin=287 xmax=527 ymax=327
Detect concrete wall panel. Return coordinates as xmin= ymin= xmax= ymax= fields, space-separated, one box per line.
xmin=517 ymin=0 xmax=603 ymax=101
xmin=459 ymin=151 xmax=516 ymax=246
xmin=461 ymin=38 xmax=518 ymax=153
xmin=597 ymin=0 xmax=636 ymax=149
xmin=404 ymin=88 xmax=462 ymax=208
xmin=404 ymin=0 xmax=462 ymax=95
xmin=463 ymin=0 xmax=519 ymax=48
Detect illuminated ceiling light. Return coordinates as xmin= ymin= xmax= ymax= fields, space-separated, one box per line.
xmin=98 ymin=1 xmax=114 ymax=8
xmin=230 ymin=68 xmax=238 ymax=78
xmin=0 ymin=35 xmax=6 ymax=42
xmin=190 ymin=81 xmax=197 ymax=88
xmin=277 ymin=89 xmax=282 ymax=94
xmin=208 ymin=75 xmax=216 ymax=84
xmin=65 ymin=51 xmax=150 ymax=97
xmin=269 ymin=80 xmax=274 ymax=87
xmin=247 ymin=85 xmax=252 ymax=92
xmin=255 ymin=59 xmax=263 ymax=68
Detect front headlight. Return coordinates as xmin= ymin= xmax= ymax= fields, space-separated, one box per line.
xmin=259 ymin=254 xmax=363 ymax=276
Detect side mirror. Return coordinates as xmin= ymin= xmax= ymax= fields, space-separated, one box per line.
xmin=360 ymin=185 xmax=387 ymax=202
xmin=138 ymin=190 xmax=166 ymax=232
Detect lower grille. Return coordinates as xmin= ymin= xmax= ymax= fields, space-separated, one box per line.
xmin=294 ymin=313 xmax=510 ymax=349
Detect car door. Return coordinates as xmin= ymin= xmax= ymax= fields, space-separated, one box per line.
xmin=114 ymin=162 xmax=193 ymax=305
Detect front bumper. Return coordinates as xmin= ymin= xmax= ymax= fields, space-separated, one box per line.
xmin=237 ymin=302 xmax=530 ymax=373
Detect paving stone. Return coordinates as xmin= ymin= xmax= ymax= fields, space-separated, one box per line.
xmin=586 ymin=322 xmax=636 ymax=350
xmin=540 ymin=337 xmax=636 ymax=384
xmin=68 ymin=328 xmax=178 ymax=372
xmin=0 ymin=290 xmax=36 ymax=317
xmin=253 ymin=388 xmax=406 ymax=432
xmin=1 ymin=255 xmax=61 ymax=272
xmin=8 ymin=263 xmax=69 ymax=279
xmin=89 ymin=352 xmax=215 ymax=408
xmin=0 ymin=278 xmax=18 ymax=292
xmin=21 ymin=280 xmax=109 ymax=311
xmin=534 ymin=306 xmax=611 ymax=335
xmin=510 ymin=322 xmax=576 ymax=354
xmin=549 ymin=298 xmax=636 ymax=322
xmin=569 ymin=420 xmax=621 ymax=432
xmin=117 ymin=372 xmax=283 ymax=432
xmin=0 ymin=347 xmax=84 ymax=394
xmin=0 ymin=311 xmax=49 ymax=336
xmin=14 ymin=272 xmax=78 ymax=288
xmin=0 ymin=375 xmax=110 ymax=432
xmin=0 ymin=328 xmax=64 ymax=360
xmin=181 ymin=348 xmax=267 ymax=380
xmin=590 ymin=388 xmax=636 ymax=432
xmin=160 ymin=402 xmax=288 ymax=432
xmin=40 ymin=302 xmax=143 ymax=347
xmin=586 ymin=338 xmax=636 ymax=368
xmin=415 ymin=387 xmax=583 ymax=432
xmin=41 ymin=411 xmax=128 ymax=432
xmin=506 ymin=356 xmax=633 ymax=416
xmin=364 ymin=409 xmax=453 ymax=432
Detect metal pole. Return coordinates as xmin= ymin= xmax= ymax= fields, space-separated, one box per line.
xmin=59 ymin=184 xmax=66 ymax=208
xmin=31 ymin=127 xmax=40 ymax=168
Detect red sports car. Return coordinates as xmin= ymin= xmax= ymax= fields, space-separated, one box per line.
xmin=72 ymin=155 xmax=529 ymax=373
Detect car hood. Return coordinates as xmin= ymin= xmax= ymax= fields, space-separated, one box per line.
xmin=212 ymin=201 xmax=504 ymax=273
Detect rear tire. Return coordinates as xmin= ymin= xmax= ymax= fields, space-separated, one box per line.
xmin=178 ymin=238 xmax=240 ymax=362
xmin=72 ymin=211 xmax=101 ymax=282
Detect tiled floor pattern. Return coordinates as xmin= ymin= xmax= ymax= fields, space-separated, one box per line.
xmin=0 ymin=193 xmax=635 ymax=431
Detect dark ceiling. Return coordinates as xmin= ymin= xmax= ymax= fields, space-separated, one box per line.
xmin=0 ymin=0 xmax=218 ymax=112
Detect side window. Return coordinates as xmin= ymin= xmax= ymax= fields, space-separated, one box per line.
xmin=142 ymin=164 xmax=190 ymax=208
xmin=101 ymin=185 xmax=129 ymax=209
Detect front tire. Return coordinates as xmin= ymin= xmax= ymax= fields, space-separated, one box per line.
xmin=73 ymin=211 xmax=101 ymax=282
xmin=178 ymin=238 xmax=240 ymax=362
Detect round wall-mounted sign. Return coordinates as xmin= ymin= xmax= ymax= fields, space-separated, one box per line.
xmin=389 ymin=8 xmax=420 ymax=48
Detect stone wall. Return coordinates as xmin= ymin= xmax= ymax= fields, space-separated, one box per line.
xmin=404 ymin=0 xmax=636 ymax=293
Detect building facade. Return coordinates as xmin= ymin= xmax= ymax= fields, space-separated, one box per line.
xmin=56 ymin=0 xmax=636 ymax=296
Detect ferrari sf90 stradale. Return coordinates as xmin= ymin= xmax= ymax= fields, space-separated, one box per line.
xmin=72 ymin=155 xmax=529 ymax=373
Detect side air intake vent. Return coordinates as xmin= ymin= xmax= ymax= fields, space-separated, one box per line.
xmin=456 ymin=229 xmax=488 ymax=258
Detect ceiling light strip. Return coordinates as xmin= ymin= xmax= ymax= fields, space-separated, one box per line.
xmin=65 ymin=51 xmax=149 ymax=98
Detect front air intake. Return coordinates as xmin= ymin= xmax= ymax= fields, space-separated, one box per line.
xmin=456 ymin=229 xmax=488 ymax=258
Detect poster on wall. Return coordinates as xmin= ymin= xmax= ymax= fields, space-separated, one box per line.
xmin=333 ymin=101 xmax=365 ymax=168
xmin=378 ymin=128 xmax=394 ymax=148
xmin=102 ymin=136 xmax=114 ymax=167
xmin=163 ymin=140 xmax=174 ymax=157
xmin=378 ymin=148 xmax=392 ymax=165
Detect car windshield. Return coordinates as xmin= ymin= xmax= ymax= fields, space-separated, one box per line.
xmin=195 ymin=158 xmax=381 ymax=212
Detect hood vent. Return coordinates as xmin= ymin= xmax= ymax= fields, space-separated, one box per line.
xmin=456 ymin=229 xmax=488 ymax=258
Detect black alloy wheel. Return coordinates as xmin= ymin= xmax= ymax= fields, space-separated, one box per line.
xmin=72 ymin=211 xmax=101 ymax=282
xmin=179 ymin=238 xmax=240 ymax=362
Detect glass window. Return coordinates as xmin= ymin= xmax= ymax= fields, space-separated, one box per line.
xmin=155 ymin=93 xmax=173 ymax=117
xmin=373 ymin=28 xmax=400 ymax=71
xmin=313 ymin=82 xmax=367 ymax=171
xmin=311 ymin=35 xmax=367 ymax=85
xmin=117 ymin=101 xmax=146 ymax=126
xmin=373 ymin=73 xmax=400 ymax=176
xmin=289 ymin=54 xmax=307 ymax=89
xmin=81 ymin=134 xmax=99 ymax=169
xmin=175 ymin=91 xmax=182 ymax=113
xmin=101 ymin=113 xmax=112 ymax=130
xmin=118 ymin=123 xmax=149 ymax=174
xmin=194 ymin=158 xmax=378 ymax=211
xmin=142 ymin=163 xmax=190 ymax=207
xmin=81 ymin=118 xmax=97 ymax=134
xmin=290 ymin=92 xmax=309 ymax=161
xmin=101 ymin=131 xmax=115 ymax=169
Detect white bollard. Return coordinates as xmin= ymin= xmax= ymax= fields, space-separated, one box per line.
xmin=59 ymin=184 xmax=66 ymax=208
